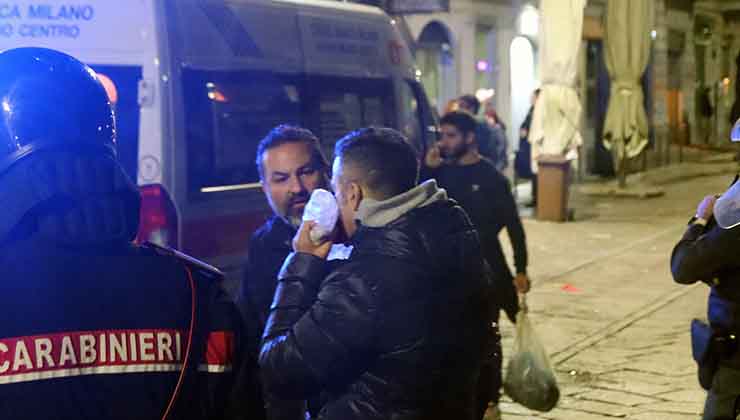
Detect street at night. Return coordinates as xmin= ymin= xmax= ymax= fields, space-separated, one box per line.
xmin=0 ymin=0 xmax=739 ymax=419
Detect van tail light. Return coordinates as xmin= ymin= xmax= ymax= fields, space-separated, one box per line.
xmin=136 ymin=184 xmax=179 ymax=248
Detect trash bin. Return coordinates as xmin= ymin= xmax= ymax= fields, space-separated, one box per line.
xmin=536 ymin=155 xmax=571 ymax=222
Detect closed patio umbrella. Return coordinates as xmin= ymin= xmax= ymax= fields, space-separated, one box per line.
xmin=528 ymin=0 xmax=586 ymax=173
xmin=602 ymin=0 xmax=654 ymax=187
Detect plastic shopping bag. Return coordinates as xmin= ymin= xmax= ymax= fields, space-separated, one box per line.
xmin=503 ymin=305 xmax=560 ymax=412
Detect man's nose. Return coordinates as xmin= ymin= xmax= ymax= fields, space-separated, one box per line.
xmin=288 ymin=175 xmax=306 ymax=194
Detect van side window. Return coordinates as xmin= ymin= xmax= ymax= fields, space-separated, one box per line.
xmin=183 ymin=69 xmax=302 ymax=197
xmin=317 ymin=93 xmax=362 ymax=159
xmin=307 ymin=77 xmax=395 ymax=160
xmin=399 ymin=81 xmax=423 ymax=152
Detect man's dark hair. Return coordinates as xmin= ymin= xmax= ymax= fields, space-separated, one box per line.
xmin=458 ymin=94 xmax=480 ymax=115
xmin=334 ymin=127 xmax=419 ymax=199
xmin=440 ymin=111 xmax=477 ymax=136
xmin=256 ymin=125 xmax=328 ymax=179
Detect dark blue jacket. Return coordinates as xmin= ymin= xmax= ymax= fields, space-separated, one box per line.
xmin=0 ymin=237 xmax=258 ymax=420
xmin=671 ymin=222 xmax=740 ymax=332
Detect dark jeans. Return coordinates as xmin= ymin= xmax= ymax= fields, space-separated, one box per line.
xmin=476 ymin=311 xmax=503 ymax=420
xmin=703 ymin=363 xmax=740 ymax=420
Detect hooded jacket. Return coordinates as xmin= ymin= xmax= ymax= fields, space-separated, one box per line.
xmin=259 ymin=180 xmax=489 ymax=420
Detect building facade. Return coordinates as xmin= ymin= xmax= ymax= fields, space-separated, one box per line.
xmin=403 ymin=0 xmax=539 ymax=152
xmin=393 ymin=0 xmax=740 ymax=175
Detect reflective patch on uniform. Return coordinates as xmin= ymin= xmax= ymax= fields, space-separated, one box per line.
xmin=197 ymin=331 xmax=234 ymax=374
xmin=0 ymin=329 xmax=185 ymax=384
xmin=0 ymin=364 xmax=183 ymax=385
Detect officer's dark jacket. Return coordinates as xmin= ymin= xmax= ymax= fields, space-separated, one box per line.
xmin=671 ymin=222 xmax=740 ymax=331
xmin=0 ymin=238 xmax=258 ymax=419
xmin=259 ymin=199 xmax=489 ymax=420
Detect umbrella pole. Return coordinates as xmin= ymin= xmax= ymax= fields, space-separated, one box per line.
xmin=617 ymin=139 xmax=627 ymax=189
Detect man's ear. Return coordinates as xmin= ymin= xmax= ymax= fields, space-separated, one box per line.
xmin=465 ymin=132 xmax=476 ymax=146
xmin=349 ymin=182 xmax=363 ymax=211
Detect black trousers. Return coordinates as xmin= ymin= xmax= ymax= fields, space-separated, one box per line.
xmin=703 ymin=363 xmax=740 ymax=420
xmin=475 ymin=311 xmax=503 ymax=420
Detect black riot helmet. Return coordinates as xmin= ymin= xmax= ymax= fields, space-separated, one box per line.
xmin=0 ymin=47 xmax=139 ymax=246
xmin=0 ymin=47 xmax=116 ymax=173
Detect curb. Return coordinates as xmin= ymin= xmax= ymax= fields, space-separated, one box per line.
xmin=577 ymin=162 xmax=738 ymax=199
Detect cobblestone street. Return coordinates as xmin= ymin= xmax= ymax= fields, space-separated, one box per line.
xmin=495 ymin=171 xmax=735 ymax=419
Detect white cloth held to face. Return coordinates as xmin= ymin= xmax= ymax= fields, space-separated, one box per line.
xmin=302 ymin=188 xmax=339 ymax=244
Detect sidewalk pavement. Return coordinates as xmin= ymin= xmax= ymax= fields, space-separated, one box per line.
xmin=497 ymin=164 xmax=738 ymax=419
xmin=576 ymin=151 xmax=738 ymax=198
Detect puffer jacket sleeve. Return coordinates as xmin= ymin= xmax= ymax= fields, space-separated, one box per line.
xmin=259 ymin=252 xmax=377 ymax=399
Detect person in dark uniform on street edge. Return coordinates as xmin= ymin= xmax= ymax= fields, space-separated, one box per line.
xmin=238 ymin=125 xmax=330 ymax=419
xmin=672 ymin=118 xmax=740 ymax=420
xmin=0 ymin=47 xmax=260 ymax=419
xmin=422 ymin=110 xmax=532 ymax=420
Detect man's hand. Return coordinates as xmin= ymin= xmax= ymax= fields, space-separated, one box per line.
xmin=513 ymin=273 xmax=531 ymax=294
xmin=293 ymin=221 xmax=333 ymax=259
xmin=696 ymin=195 xmax=719 ymax=221
xmin=424 ymin=144 xmax=442 ymax=169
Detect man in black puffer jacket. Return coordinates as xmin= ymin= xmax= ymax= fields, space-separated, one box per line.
xmin=259 ymin=128 xmax=490 ymax=420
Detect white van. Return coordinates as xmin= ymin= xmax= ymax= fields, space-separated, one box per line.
xmin=0 ymin=0 xmax=437 ymax=283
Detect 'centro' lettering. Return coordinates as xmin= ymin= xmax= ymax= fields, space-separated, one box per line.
xmin=18 ymin=24 xmax=80 ymax=39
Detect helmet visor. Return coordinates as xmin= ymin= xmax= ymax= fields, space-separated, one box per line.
xmin=715 ymin=179 xmax=740 ymax=229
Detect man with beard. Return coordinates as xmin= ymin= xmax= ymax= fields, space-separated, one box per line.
xmin=239 ymin=125 xmax=330 ymax=420
xmin=259 ymin=127 xmax=489 ymax=420
xmin=421 ymin=111 xmax=531 ymax=420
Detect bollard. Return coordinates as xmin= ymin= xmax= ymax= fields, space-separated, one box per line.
xmin=536 ymin=155 xmax=571 ymax=222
